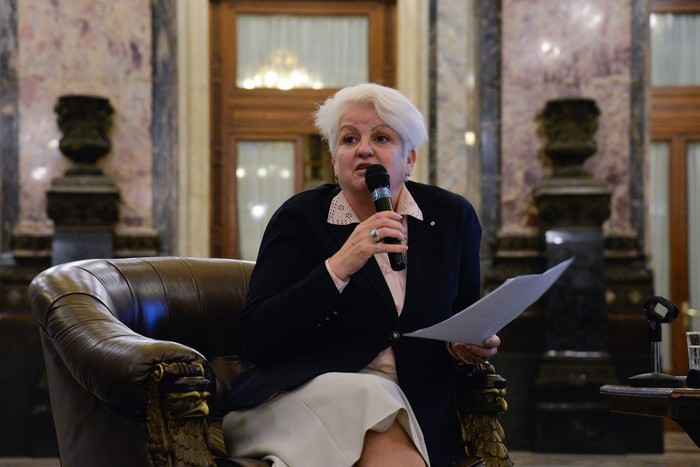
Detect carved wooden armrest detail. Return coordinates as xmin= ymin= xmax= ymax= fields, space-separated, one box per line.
xmin=147 ymin=362 xmax=216 ymax=467
xmin=455 ymin=362 xmax=513 ymax=467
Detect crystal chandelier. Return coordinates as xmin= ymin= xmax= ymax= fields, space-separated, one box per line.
xmin=241 ymin=49 xmax=323 ymax=90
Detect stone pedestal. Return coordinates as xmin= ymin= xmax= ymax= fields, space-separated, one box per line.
xmin=533 ymin=230 xmax=623 ymax=453
xmin=488 ymin=230 xmax=662 ymax=453
xmin=47 ymin=167 xmax=119 ymax=265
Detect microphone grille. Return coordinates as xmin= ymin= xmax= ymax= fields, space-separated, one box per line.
xmin=365 ymin=164 xmax=390 ymax=191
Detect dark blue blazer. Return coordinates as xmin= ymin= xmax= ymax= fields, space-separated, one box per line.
xmin=225 ymin=181 xmax=482 ymax=466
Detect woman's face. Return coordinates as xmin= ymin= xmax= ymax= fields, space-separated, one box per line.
xmin=332 ymin=103 xmax=415 ymax=203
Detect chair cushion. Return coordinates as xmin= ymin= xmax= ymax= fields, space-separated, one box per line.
xmin=208 ymin=355 xmax=253 ymax=416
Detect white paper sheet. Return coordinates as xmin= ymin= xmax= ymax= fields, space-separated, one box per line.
xmin=404 ymin=257 xmax=574 ymax=344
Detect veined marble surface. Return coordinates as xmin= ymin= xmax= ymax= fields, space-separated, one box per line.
xmin=434 ymin=0 xmax=474 ymax=203
xmin=501 ymin=0 xmax=633 ymax=236
xmin=16 ymin=0 xmax=152 ymax=231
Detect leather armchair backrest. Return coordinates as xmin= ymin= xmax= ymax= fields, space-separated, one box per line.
xmin=32 ymin=257 xmax=254 ymax=355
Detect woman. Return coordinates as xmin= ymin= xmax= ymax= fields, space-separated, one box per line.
xmin=223 ymin=83 xmax=500 ymax=467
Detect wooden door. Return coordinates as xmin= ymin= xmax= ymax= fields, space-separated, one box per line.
xmin=209 ymin=0 xmax=396 ymax=259
xmin=650 ymin=1 xmax=700 ymax=377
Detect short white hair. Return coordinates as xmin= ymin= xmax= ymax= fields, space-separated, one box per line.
xmin=314 ymin=83 xmax=428 ymax=157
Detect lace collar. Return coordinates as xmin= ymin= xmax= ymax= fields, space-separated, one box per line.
xmin=327 ymin=185 xmax=423 ymax=225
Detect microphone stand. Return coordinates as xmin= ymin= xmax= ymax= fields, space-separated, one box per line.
xmin=628 ymin=296 xmax=685 ymax=388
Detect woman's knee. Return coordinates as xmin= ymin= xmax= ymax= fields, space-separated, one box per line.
xmin=358 ymin=420 xmax=426 ymax=467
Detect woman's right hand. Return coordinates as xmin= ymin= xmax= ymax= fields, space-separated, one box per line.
xmin=327 ymin=211 xmax=408 ymax=281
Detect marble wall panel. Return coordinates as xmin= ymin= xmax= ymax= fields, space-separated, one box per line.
xmin=151 ymin=0 xmax=177 ymax=255
xmin=435 ymin=0 xmax=470 ymax=198
xmin=16 ymin=0 xmax=152 ymax=232
xmin=0 ymin=0 xmax=19 ymax=253
xmin=433 ymin=0 xmax=482 ymax=212
xmin=501 ymin=0 xmax=632 ymax=235
xmin=476 ymin=0 xmax=502 ymax=265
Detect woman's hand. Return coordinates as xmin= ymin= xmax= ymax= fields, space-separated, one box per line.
xmin=448 ymin=335 xmax=500 ymax=364
xmin=328 ymin=211 xmax=408 ymax=281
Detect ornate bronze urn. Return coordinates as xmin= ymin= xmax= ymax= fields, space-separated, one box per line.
xmin=540 ymin=98 xmax=600 ymax=177
xmin=534 ymin=97 xmax=610 ymax=229
xmin=54 ymin=94 xmax=114 ymax=168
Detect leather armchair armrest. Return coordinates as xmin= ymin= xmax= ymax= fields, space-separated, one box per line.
xmin=38 ymin=292 xmax=204 ymax=419
xmin=454 ymin=362 xmax=513 ymax=467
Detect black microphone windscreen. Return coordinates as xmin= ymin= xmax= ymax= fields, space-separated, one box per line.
xmin=365 ymin=164 xmax=390 ymax=192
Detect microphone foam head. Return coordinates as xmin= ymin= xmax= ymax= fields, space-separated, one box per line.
xmin=365 ymin=164 xmax=390 ymax=191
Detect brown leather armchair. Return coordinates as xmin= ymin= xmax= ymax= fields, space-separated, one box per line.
xmin=29 ymin=257 xmax=511 ymax=466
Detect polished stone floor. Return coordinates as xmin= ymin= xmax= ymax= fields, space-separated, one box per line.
xmin=0 ymin=431 xmax=697 ymax=466
xmin=509 ymin=430 xmax=699 ymax=466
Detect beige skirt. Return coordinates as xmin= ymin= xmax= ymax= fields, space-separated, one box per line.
xmin=222 ymin=370 xmax=430 ymax=467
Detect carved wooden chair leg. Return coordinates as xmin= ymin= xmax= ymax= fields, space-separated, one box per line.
xmin=455 ymin=362 xmax=513 ymax=467
xmin=147 ymin=362 xmax=216 ymax=467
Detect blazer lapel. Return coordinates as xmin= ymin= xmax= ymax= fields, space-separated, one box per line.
xmin=402 ymin=184 xmax=440 ymax=325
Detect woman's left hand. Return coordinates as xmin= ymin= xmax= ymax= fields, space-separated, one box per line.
xmin=449 ymin=335 xmax=500 ymax=364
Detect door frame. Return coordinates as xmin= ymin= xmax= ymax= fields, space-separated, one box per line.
xmin=651 ymin=90 xmax=700 ymax=376
xmin=650 ymin=0 xmax=700 ymax=377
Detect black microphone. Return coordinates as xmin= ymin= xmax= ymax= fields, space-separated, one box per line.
xmin=365 ymin=164 xmax=407 ymax=271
